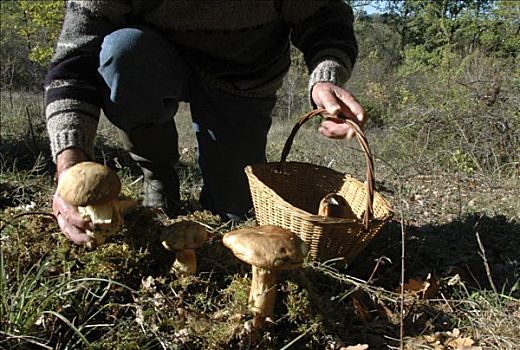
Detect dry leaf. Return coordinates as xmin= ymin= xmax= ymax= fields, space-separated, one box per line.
xmin=141 ymin=275 xmax=155 ymax=291
xmin=423 ymin=334 xmax=437 ymax=343
xmin=340 ymin=344 xmax=369 ymax=350
xmin=400 ymin=273 xmax=439 ymax=299
xmin=377 ymin=300 xmax=396 ymax=322
xmin=445 ymin=336 xmax=478 ymax=349
xmin=445 ymin=328 xmax=481 ymax=350
xmin=423 ymin=332 xmax=444 ymax=350
xmin=447 ymin=328 xmax=461 ymax=338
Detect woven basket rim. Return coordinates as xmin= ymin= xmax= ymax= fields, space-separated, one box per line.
xmin=245 ymin=162 xmax=393 ymax=224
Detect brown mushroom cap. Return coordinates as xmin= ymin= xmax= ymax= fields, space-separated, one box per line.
xmin=223 ymin=225 xmax=307 ymax=269
xmin=318 ymin=193 xmax=355 ymax=218
xmin=160 ymin=220 xmax=208 ymax=251
xmin=57 ymin=161 xmax=122 ymax=206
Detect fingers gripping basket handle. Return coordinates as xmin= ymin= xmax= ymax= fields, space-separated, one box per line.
xmin=279 ymin=108 xmax=375 ymax=230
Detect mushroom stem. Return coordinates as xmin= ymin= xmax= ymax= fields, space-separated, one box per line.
xmin=173 ymin=249 xmax=197 ymax=276
xmin=249 ymin=265 xmax=278 ymax=328
xmin=79 ymin=199 xmax=122 ymax=247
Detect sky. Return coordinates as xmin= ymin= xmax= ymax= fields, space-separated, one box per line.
xmin=364 ymin=4 xmax=381 ymax=15
xmin=358 ymin=0 xmax=387 ymax=15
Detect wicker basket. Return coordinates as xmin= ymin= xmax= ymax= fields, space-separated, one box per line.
xmin=245 ymin=108 xmax=392 ymax=263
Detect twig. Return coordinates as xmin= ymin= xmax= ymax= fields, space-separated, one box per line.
xmin=311 ymin=262 xmax=399 ymax=303
xmin=366 ymin=256 xmax=391 ymax=285
xmin=0 ymin=331 xmax=53 ymax=350
xmin=25 ymin=105 xmax=37 ymax=151
xmin=335 ymin=255 xmax=390 ymax=302
xmin=279 ymin=322 xmax=319 ymax=350
xmin=416 ymin=123 xmax=431 ymax=164
xmin=465 ymin=263 xmax=483 ymax=290
xmin=456 ymin=173 xmax=462 ymax=221
xmin=475 ymin=231 xmax=498 ymax=294
xmin=452 ymin=119 xmax=484 ymax=172
xmin=399 ymin=185 xmax=406 ymax=350
xmin=399 ymin=215 xmax=406 ymax=350
xmin=439 ymin=292 xmax=455 ymax=313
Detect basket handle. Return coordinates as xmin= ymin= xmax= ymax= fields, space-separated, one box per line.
xmin=279 ymin=108 xmax=375 ymax=230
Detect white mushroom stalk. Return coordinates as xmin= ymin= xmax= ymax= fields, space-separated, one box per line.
xmin=78 ymin=199 xmax=122 ymax=244
xmin=249 ymin=265 xmax=278 ymax=327
xmin=172 ymin=249 xmax=197 ymax=276
xmin=223 ymin=225 xmax=307 ymax=329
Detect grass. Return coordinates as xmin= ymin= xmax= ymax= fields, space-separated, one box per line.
xmin=1 ymin=90 xmax=519 ymax=349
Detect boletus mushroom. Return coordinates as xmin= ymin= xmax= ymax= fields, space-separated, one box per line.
xmin=160 ymin=220 xmax=208 ymax=277
xmin=223 ymin=225 xmax=307 ymax=328
xmin=318 ymin=193 xmax=355 ymax=218
xmin=57 ymin=161 xmax=123 ymax=248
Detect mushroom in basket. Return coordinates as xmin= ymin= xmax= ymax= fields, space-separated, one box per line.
xmin=318 ymin=193 xmax=355 ymax=218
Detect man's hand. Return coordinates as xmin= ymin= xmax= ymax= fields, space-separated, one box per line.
xmin=53 ymin=148 xmax=96 ymax=247
xmin=311 ymin=82 xmax=366 ymax=139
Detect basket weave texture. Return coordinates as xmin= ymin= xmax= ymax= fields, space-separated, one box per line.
xmin=245 ymin=109 xmax=392 ymax=263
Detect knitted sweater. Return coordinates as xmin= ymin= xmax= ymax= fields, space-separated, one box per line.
xmin=45 ymin=0 xmax=358 ymax=161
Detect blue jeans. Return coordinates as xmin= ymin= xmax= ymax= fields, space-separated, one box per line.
xmin=98 ymin=27 xmax=276 ymax=219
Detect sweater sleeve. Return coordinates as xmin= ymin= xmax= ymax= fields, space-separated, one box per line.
xmin=45 ymin=0 xmax=132 ymax=162
xmin=280 ymin=0 xmax=358 ymax=102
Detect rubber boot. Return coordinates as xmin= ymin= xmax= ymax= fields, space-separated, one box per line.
xmin=118 ymin=121 xmax=181 ymax=216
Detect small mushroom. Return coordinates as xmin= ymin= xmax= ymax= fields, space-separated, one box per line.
xmin=160 ymin=220 xmax=208 ymax=276
xmin=318 ymin=193 xmax=355 ymax=218
xmin=57 ymin=161 xmax=123 ymax=248
xmin=223 ymin=225 xmax=307 ymax=328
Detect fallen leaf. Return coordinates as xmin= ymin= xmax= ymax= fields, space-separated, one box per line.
xmin=423 ymin=332 xmax=443 ymax=350
xmin=141 ymin=275 xmax=155 ymax=291
xmin=400 ymin=273 xmax=439 ymax=299
xmin=445 ymin=336 xmax=477 ymax=349
xmin=340 ymin=344 xmax=369 ymax=350
xmin=423 ymin=333 xmax=438 ymax=343
xmin=447 ymin=273 xmax=461 ymax=286
xmin=444 ymin=328 xmax=480 ymax=349
xmin=377 ymin=300 xmax=395 ymax=322
xmin=447 ymin=328 xmax=461 ymax=338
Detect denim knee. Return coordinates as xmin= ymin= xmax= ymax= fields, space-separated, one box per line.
xmin=100 ymin=28 xmax=142 ymax=99
xmin=98 ymin=27 xmax=188 ymax=131
xmin=99 ymin=27 xmax=177 ymax=103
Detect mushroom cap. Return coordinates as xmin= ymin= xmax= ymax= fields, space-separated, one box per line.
xmin=223 ymin=225 xmax=307 ymax=269
xmin=160 ymin=220 xmax=208 ymax=251
xmin=318 ymin=193 xmax=355 ymax=218
xmin=57 ymin=161 xmax=122 ymax=206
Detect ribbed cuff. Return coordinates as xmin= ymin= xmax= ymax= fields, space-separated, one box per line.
xmin=47 ymin=112 xmax=98 ymax=162
xmin=308 ymin=57 xmax=352 ymax=108
xmin=50 ymin=130 xmax=95 ymax=162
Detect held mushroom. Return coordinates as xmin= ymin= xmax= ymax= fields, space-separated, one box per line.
xmin=160 ymin=220 xmax=208 ymax=277
xmin=57 ymin=161 xmax=123 ymax=248
xmin=318 ymin=193 xmax=355 ymax=218
xmin=223 ymin=225 xmax=307 ymax=328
